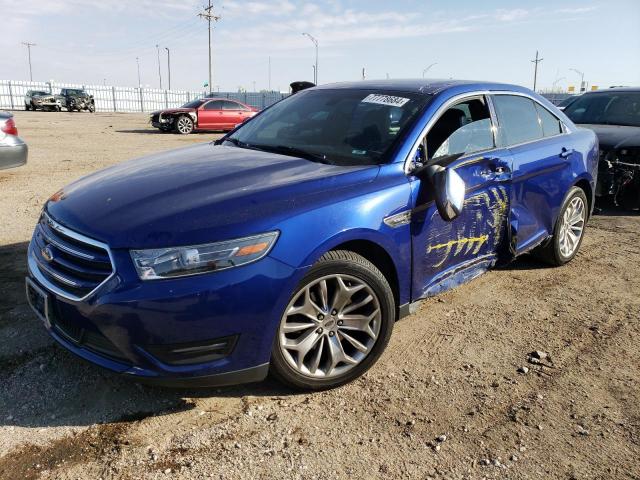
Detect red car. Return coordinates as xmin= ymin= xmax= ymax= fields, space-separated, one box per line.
xmin=151 ymin=98 xmax=258 ymax=134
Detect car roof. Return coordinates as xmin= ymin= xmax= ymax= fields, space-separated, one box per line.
xmin=313 ymin=79 xmax=531 ymax=96
xmin=583 ymin=87 xmax=640 ymax=93
xmin=203 ymin=97 xmax=243 ymax=102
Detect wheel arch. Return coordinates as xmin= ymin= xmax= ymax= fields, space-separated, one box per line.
xmin=573 ymin=177 xmax=594 ymax=219
xmin=329 ymin=239 xmax=400 ymax=316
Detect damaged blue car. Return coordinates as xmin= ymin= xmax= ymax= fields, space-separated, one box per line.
xmin=26 ymin=80 xmax=598 ymax=390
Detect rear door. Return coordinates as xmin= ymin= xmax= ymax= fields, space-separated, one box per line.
xmin=491 ymin=93 xmax=574 ymax=254
xmin=198 ymin=100 xmax=225 ymax=129
xmin=221 ymin=100 xmax=250 ymax=128
xmin=411 ymin=95 xmax=513 ymax=298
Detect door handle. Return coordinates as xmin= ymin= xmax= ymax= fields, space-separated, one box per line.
xmin=559 ymin=147 xmax=574 ymax=159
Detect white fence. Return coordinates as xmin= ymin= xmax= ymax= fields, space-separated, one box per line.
xmin=0 ymin=80 xmax=288 ymax=113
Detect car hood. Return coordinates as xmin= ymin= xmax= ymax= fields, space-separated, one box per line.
xmin=577 ymin=124 xmax=640 ymax=150
xmin=46 ymin=144 xmax=378 ymax=249
xmin=152 ymin=108 xmax=196 ymax=115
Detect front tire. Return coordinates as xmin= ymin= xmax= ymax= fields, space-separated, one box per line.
xmin=270 ymin=250 xmax=395 ymax=390
xmin=175 ymin=115 xmax=194 ymax=134
xmin=534 ymin=186 xmax=588 ymax=266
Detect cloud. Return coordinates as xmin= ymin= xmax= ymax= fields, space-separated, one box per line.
xmin=494 ymin=8 xmax=529 ymax=22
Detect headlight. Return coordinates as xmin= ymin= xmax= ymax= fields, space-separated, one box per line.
xmin=130 ymin=232 xmax=279 ymax=280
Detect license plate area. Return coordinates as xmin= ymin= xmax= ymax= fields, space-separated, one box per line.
xmin=26 ymin=278 xmax=52 ymax=329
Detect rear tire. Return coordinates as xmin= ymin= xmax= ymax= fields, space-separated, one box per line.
xmin=533 ymin=186 xmax=588 ymax=266
xmin=270 ymin=250 xmax=395 ymax=391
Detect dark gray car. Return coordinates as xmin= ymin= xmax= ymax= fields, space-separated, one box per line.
xmin=0 ymin=112 xmax=28 ymax=170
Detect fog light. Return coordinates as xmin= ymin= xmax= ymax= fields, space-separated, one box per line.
xmin=145 ymin=335 xmax=238 ymax=365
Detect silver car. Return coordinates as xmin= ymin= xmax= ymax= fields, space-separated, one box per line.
xmin=0 ymin=112 xmax=28 ymax=170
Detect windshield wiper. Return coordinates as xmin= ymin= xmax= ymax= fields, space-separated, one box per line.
xmin=250 ymin=144 xmax=331 ymax=164
xmin=223 ymin=137 xmax=253 ymax=149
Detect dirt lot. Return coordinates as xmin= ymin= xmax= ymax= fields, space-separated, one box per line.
xmin=1 ymin=111 xmax=639 ymax=480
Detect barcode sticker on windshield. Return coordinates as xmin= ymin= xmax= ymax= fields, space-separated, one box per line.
xmin=362 ymin=94 xmax=410 ymax=107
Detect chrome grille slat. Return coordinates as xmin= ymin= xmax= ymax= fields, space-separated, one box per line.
xmin=28 ymin=212 xmax=116 ymax=301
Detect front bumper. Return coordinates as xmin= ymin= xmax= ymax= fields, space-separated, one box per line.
xmin=26 ymin=237 xmax=302 ymax=387
xmin=0 ymin=137 xmax=28 ymax=170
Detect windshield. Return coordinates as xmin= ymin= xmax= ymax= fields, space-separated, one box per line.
xmin=32 ymin=91 xmax=48 ymax=96
xmin=181 ymin=99 xmax=206 ymax=109
xmin=557 ymin=96 xmax=579 ymax=108
xmin=225 ymin=89 xmax=430 ymax=165
xmin=564 ymin=92 xmax=640 ymax=127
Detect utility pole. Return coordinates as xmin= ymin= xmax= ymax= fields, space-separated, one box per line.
xmin=570 ymin=68 xmax=585 ymax=92
xmin=198 ymin=1 xmax=221 ymax=95
xmin=362 ymin=67 xmax=366 ymax=81
xmin=136 ymin=57 xmax=141 ymax=86
xmin=302 ymin=33 xmax=318 ymax=84
xmin=165 ymin=47 xmax=171 ymax=90
xmin=531 ymin=50 xmax=543 ymax=92
xmin=422 ymin=63 xmax=437 ymax=78
xmin=155 ymin=44 xmax=163 ymax=89
xmin=22 ymin=42 xmax=36 ymax=81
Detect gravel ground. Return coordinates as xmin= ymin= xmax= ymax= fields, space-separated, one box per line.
xmin=1 ymin=111 xmax=639 ymax=480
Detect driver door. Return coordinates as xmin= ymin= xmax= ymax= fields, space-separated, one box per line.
xmin=410 ymin=95 xmax=513 ymax=299
xmin=198 ymin=100 xmax=225 ymax=129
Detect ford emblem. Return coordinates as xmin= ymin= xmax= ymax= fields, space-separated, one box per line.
xmin=41 ymin=245 xmax=54 ymax=262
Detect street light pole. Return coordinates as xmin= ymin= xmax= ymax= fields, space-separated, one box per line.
xmin=22 ymin=42 xmax=36 ymax=81
xmin=165 ymin=47 xmax=171 ymax=90
xmin=155 ymin=44 xmax=163 ymax=89
xmin=302 ymin=32 xmax=318 ymax=84
xmin=136 ymin=56 xmax=141 ymax=86
xmin=570 ymin=68 xmax=585 ymax=92
xmin=422 ymin=63 xmax=437 ymax=78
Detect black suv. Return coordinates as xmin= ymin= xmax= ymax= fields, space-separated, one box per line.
xmin=59 ymin=88 xmax=95 ymax=112
xmin=563 ymin=87 xmax=640 ymax=210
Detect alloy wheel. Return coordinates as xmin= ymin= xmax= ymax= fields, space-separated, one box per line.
xmin=279 ymin=274 xmax=382 ymax=379
xmin=558 ymin=196 xmax=585 ymax=258
xmin=177 ymin=116 xmax=193 ymax=134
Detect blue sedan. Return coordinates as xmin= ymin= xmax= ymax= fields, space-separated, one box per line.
xmin=26 ymin=80 xmax=598 ymax=390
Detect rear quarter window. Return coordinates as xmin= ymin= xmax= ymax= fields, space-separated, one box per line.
xmin=535 ymin=103 xmax=563 ymax=137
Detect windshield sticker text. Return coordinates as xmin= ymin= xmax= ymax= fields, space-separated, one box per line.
xmin=362 ymin=94 xmax=410 ymax=107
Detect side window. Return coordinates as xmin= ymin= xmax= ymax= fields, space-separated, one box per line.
xmin=204 ymin=100 xmax=224 ymax=110
xmin=535 ymin=103 xmax=563 ymax=137
xmin=492 ymin=95 xmax=543 ymax=146
xmin=222 ymin=101 xmax=244 ymax=110
xmin=426 ymin=97 xmax=495 ymax=159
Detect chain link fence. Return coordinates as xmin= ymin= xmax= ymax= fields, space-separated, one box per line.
xmin=0 ymin=80 xmax=288 ymax=113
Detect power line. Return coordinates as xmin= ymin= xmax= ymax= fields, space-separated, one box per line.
xmin=531 ymin=50 xmax=543 ymax=92
xmin=198 ymin=1 xmax=221 ymax=94
xmin=22 ymin=42 xmax=36 ymax=81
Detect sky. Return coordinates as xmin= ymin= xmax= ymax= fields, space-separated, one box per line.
xmin=1 ymin=0 xmax=639 ymax=93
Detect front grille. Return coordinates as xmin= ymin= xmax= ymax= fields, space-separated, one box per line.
xmin=29 ymin=213 xmax=114 ymax=300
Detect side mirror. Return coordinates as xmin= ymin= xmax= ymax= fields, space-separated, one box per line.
xmin=433 ymin=166 xmax=465 ymax=221
xmin=414 ymin=163 xmax=466 ymax=221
